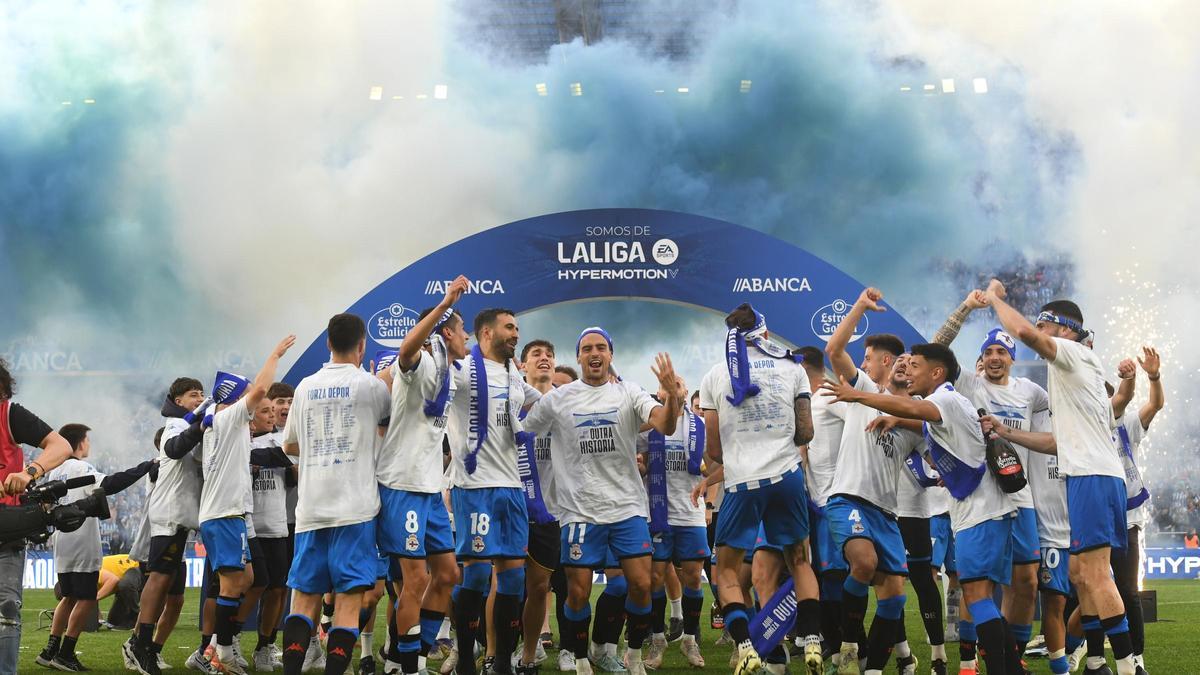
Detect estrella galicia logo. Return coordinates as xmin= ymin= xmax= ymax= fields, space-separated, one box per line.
xmin=369 ymin=303 xmax=419 ymax=346
xmin=811 ymin=299 xmax=868 ymax=343
xmin=651 ymin=238 xmax=679 ymax=265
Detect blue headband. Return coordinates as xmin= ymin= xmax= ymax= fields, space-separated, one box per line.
xmin=1036 ymin=311 xmax=1083 ymax=334
xmin=980 ymin=328 xmax=1017 ymax=360
xmin=212 ymin=371 xmax=250 ymax=405
xmin=576 ymin=327 xmax=614 ymax=355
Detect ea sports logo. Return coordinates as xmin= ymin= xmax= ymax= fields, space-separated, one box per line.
xmin=651 ymin=238 xmax=679 ymax=265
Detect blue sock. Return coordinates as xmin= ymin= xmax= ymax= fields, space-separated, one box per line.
xmin=1050 ymin=655 xmax=1070 ymax=673
xmin=1011 ymin=622 xmax=1033 ymax=644
xmin=842 ymin=575 xmax=870 ymax=598
xmin=1066 ymin=633 xmax=1084 ymax=652
xmin=959 ymin=620 xmax=977 ymax=643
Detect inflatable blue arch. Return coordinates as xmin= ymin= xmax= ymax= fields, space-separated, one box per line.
xmin=285 ymin=208 xmax=925 ymax=382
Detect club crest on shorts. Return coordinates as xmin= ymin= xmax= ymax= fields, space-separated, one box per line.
xmin=1039 ymin=565 xmax=1052 ymax=585
xmin=472 ymin=536 xmax=485 ymax=554
xmin=406 ymin=533 xmax=420 ymax=553
xmin=569 ymin=543 xmax=583 ymax=561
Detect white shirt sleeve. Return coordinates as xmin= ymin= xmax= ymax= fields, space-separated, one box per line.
xmin=698 ymin=369 xmax=718 ymax=411
xmin=1049 ymin=337 xmax=1083 ymax=371
xmin=628 ymin=383 xmax=661 ymax=425
xmin=522 ymin=389 xmax=554 ymax=435
xmin=1122 ymin=412 xmax=1146 ymax=446
xmin=794 ymin=365 xmax=812 ymax=399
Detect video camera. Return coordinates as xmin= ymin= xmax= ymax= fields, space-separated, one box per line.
xmin=0 ymin=475 xmax=111 ymax=549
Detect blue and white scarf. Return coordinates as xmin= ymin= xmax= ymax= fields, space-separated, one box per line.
xmin=647 ymin=410 xmax=705 ymax=534
xmin=750 ymin=577 xmax=798 ymax=656
xmin=423 ymin=308 xmax=456 ymax=417
xmin=903 ymin=448 xmax=941 ymax=488
xmin=922 ymin=385 xmax=985 ymax=499
xmin=726 ymin=306 xmax=802 ymax=406
xmin=515 ymin=428 xmax=555 ymax=524
xmin=464 ymin=344 xmax=491 ymax=474
xmin=202 ymin=371 xmax=250 ymax=428
xmin=374 ymin=349 xmax=399 ymax=375
xmin=1117 ymin=426 xmax=1150 ymax=510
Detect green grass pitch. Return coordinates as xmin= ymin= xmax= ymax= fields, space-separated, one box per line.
xmin=17 ymin=580 xmax=1199 ymax=673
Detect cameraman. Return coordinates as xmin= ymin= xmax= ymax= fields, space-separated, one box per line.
xmin=0 ymin=358 xmax=73 ymax=674
xmin=36 ymin=424 xmax=155 ymax=671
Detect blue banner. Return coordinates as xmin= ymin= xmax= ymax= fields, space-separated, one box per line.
xmin=285 ymin=209 xmax=926 ymax=382
xmin=1143 ymin=548 xmax=1200 ymax=580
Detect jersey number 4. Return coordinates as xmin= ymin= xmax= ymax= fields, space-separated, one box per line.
xmin=847 ymin=509 xmax=862 ymax=523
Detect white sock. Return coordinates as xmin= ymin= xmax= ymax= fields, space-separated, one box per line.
xmin=841 ymin=641 xmax=858 ymax=651
xmin=1088 ymin=655 xmax=1107 ymax=669
xmin=1116 ymin=655 xmax=1136 ymax=675
xmin=866 ymin=670 xmax=883 ymax=675
xmin=605 ymin=643 xmax=617 ymax=657
xmin=652 ymin=632 xmax=665 ymax=642
xmin=931 ymin=644 xmax=946 ymax=661
xmin=961 ymin=659 xmax=976 ymax=669
xmin=216 ymin=643 xmax=234 ymax=662
xmin=418 ymin=655 xmax=428 ymax=672
xmin=894 ymin=640 xmax=911 ymax=658
xmin=360 ymin=632 xmax=373 ymax=657
xmin=437 ymin=618 xmax=451 ymax=640
xmin=669 ymin=598 xmax=682 ymax=620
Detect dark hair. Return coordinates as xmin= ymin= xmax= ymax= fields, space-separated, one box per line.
xmin=266 ymin=382 xmax=294 ymax=400
xmin=724 ymin=303 xmax=757 ymax=330
xmin=153 ymin=426 xmax=165 ymax=450
xmin=911 ymin=343 xmax=960 ymax=383
xmin=0 ymin=357 xmax=12 ymax=400
xmin=417 ymin=306 xmax=463 ymax=338
xmin=327 ymin=313 xmax=367 ymax=353
xmin=797 ymin=346 xmax=825 ymax=370
xmin=1040 ymin=300 xmax=1084 ymax=326
xmin=473 ymin=308 xmax=516 ymax=339
xmin=521 ymin=339 xmax=556 ymax=363
xmin=690 ymin=390 xmax=701 ymax=403
xmin=58 ymin=423 xmax=91 ymax=451
xmin=168 ymin=377 xmax=203 ymax=402
xmin=554 ymin=365 xmax=578 ymax=381
xmin=865 ymin=334 xmax=905 ymax=358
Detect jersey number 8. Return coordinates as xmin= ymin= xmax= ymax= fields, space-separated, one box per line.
xmin=405 ymin=511 xmax=420 ymax=534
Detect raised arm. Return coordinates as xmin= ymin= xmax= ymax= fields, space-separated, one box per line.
xmin=1110 ymin=359 xmax=1137 ymax=420
xmin=99 ymin=460 xmax=156 ymax=495
xmin=984 ymin=279 xmax=1057 ymax=361
xmin=825 ymin=287 xmax=887 ymax=382
xmin=246 ymin=336 xmax=297 ymax=410
xmin=399 ymin=275 xmax=468 ymax=370
xmin=646 ymin=353 xmax=681 ymax=435
xmin=819 ymin=376 xmax=942 ymax=423
xmin=1137 ymin=346 xmax=1164 ymax=429
xmin=933 ymin=290 xmax=988 ymax=346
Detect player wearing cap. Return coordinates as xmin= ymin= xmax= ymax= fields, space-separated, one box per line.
xmin=822 ymin=341 xmax=1018 ymax=675
xmin=281 ymin=314 xmax=390 ymax=675
xmin=522 ymin=327 xmax=681 ymax=675
xmin=934 ymin=291 xmax=1051 ymax=665
xmin=446 ymin=308 xmax=543 ymax=675
xmin=375 ymin=276 xmax=470 ymax=675
xmin=821 ymin=289 xmax=913 ymax=675
xmin=984 ymin=279 xmax=1139 ymax=675
xmin=698 ymin=304 xmax=821 ymax=675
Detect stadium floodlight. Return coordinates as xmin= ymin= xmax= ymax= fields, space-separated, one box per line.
xmin=739 ymin=80 xmax=752 ymax=93
xmin=941 ymin=78 xmax=955 ymax=93
xmin=535 ymin=83 xmax=548 ymax=96
xmin=899 ymin=86 xmax=912 ymax=92
xmin=369 ymin=86 xmax=383 ymax=101
xmin=61 ymin=101 xmax=71 ymax=105
xmin=392 ymin=95 xmax=404 ymax=100
xmin=83 ymin=98 xmax=96 ymax=104
xmin=973 ymin=77 xmax=988 ymax=93
xmin=654 ymin=89 xmax=665 ymax=94
xmin=923 ymin=84 xmax=935 ymax=91
xmin=434 ymin=84 xmax=448 ymax=100
xmin=677 ymin=87 xmax=690 ymax=93
xmin=571 ymin=82 xmax=583 ymax=96
xmin=416 ymin=93 xmax=428 ymax=99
